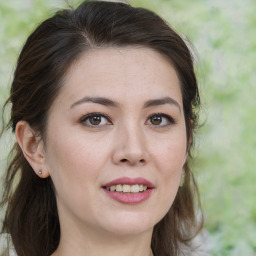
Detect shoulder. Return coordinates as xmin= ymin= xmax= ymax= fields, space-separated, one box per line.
xmin=0 ymin=233 xmax=17 ymax=256
xmin=179 ymin=229 xmax=212 ymax=256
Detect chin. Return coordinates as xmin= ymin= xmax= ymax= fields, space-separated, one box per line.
xmin=100 ymin=212 xmax=159 ymax=236
xmin=106 ymin=223 xmax=153 ymax=236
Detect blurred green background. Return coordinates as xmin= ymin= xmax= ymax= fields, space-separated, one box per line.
xmin=0 ymin=0 xmax=255 ymax=255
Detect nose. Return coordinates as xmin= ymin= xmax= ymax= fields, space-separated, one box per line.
xmin=112 ymin=124 xmax=149 ymax=166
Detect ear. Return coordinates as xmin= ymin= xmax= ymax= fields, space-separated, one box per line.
xmin=183 ymin=152 xmax=189 ymax=166
xmin=15 ymin=121 xmax=50 ymax=178
xmin=187 ymin=119 xmax=194 ymax=151
xmin=184 ymin=119 xmax=194 ymax=165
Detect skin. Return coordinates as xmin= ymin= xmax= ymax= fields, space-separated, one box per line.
xmin=16 ymin=47 xmax=188 ymax=256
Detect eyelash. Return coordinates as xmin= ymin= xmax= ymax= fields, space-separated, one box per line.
xmin=80 ymin=112 xmax=112 ymax=127
xmin=146 ymin=113 xmax=176 ymax=127
xmin=79 ymin=112 xmax=176 ymax=127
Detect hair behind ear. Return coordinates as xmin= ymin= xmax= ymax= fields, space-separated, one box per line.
xmin=151 ymin=162 xmax=203 ymax=255
xmin=1 ymin=142 xmax=59 ymax=256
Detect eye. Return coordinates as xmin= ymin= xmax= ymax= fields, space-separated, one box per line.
xmin=146 ymin=113 xmax=175 ymax=127
xmin=80 ymin=113 xmax=112 ymax=126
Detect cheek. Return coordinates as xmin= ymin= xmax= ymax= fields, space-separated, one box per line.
xmin=155 ymin=141 xmax=186 ymax=205
xmin=149 ymin=131 xmax=186 ymax=206
xmin=44 ymin=127 xmax=113 ymax=192
xmin=44 ymin=133 xmax=103 ymax=215
xmin=152 ymin=136 xmax=187 ymax=175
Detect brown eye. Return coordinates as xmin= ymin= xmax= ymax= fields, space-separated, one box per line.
xmin=89 ymin=116 xmax=102 ymax=125
xmin=80 ymin=113 xmax=112 ymax=126
xmin=150 ymin=115 xmax=162 ymax=125
xmin=146 ymin=113 xmax=175 ymax=127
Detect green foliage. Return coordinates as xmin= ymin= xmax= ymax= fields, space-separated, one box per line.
xmin=0 ymin=0 xmax=255 ymax=254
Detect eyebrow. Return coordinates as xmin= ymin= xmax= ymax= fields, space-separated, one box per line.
xmin=70 ymin=96 xmax=181 ymax=112
xmin=70 ymin=96 xmax=119 ymax=109
xmin=143 ymin=97 xmax=181 ymax=112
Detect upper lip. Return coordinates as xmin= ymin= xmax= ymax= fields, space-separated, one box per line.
xmin=102 ymin=177 xmax=154 ymax=188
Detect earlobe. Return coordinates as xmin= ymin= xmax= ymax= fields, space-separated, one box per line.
xmin=15 ymin=121 xmax=50 ymax=178
xmin=186 ymin=119 xmax=194 ymax=153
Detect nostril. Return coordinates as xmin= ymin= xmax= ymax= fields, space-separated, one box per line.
xmin=119 ymin=158 xmax=146 ymax=165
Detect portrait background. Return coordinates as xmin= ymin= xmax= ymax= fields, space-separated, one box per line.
xmin=0 ymin=0 xmax=255 ymax=255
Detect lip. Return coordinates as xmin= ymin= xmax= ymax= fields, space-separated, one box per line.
xmin=102 ymin=177 xmax=154 ymax=188
xmin=102 ymin=177 xmax=154 ymax=205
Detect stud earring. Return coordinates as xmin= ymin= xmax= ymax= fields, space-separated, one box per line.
xmin=179 ymin=168 xmax=185 ymax=187
xmin=38 ymin=170 xmax=42 ymax=175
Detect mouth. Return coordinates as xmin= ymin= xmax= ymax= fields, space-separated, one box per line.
xmin=102 ymin=177 xmax=154 ymax=204
xmin=103 ymin=184 xmax=149 ymax=193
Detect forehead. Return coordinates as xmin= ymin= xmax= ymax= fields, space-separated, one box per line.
xmin=55 ymin=47 xmax=182 ymax=108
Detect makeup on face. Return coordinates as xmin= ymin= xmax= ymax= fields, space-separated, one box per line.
xmin=102 ymin=177 xmax=154 ymax=204
xmin=44 ymin=47 xmax=187 ymax=237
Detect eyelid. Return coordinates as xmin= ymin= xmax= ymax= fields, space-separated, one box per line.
xmin=79 ymin=112 xmax=176 ymax=127
xmin=80 ymin=112 xmax=112 ymax=126
xmin=146 ymin=113 xmax=176 ymax=126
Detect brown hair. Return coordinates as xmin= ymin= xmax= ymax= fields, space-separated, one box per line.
xmin=0 ymin=1 xmax=202 ymax=255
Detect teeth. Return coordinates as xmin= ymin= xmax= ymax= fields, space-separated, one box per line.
xmin=131 ymin=184 xmax=139 ymax=193
xmin=106 ymin=184 xmax=148 ymax=193
xmin=116 ymin=184 xmax=122 ymax=192
xmin=110 ymin=185 xmax=116 ymax=191
xmin=123 ymin=185 xmax=131 ymax=193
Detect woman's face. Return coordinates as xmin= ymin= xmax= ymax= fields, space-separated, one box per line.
xmin=43 ymin=47 xmax=187 ymax=237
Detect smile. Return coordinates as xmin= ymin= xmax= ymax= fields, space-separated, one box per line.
xmin=102 ymin=177 xmax=154 ymax=204
xmin=105 ymin=184 xmax=148 ymax=193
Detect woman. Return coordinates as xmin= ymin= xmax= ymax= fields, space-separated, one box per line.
xmin=0 ymin=1 xmax=206 ymax=255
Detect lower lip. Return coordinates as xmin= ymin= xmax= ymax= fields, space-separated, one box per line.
xmin=103 ymin=188 xmax=153 ymax=204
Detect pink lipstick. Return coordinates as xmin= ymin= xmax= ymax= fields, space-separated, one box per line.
xmin=102 ymin=177 xmax=154 ymax=204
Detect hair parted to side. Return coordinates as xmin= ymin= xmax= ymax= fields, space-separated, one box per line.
xmin=0 ymin=1 xmax=202 ymax=256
